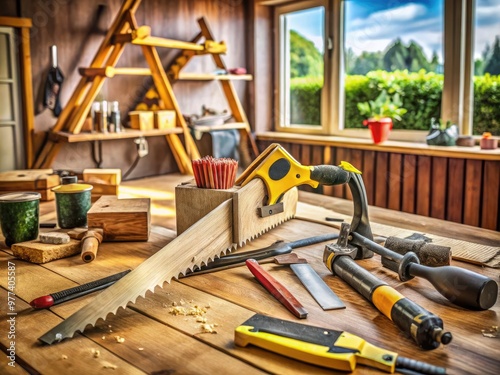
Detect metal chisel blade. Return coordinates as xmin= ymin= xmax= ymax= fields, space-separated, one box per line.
xmin=290 ymin=263 xmax=345 ymax=310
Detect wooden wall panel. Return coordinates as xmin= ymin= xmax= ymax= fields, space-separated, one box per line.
xmin=463 ymin=159 xmax=483 ymax=227
xmin=374 ymin=152 xmax=388 ymax=208
xmin=387 ymin=153 xmax=402 ymax=211
xmin=446 ymin=158 xmax=465 ymax=223
xmin=362 ymin=150 xmax=375 ymax=205
xmin=416 ymin=155 xmax=431 ymax=217
xmin=401 ymin=154 xmax=417 ymax=213
xmin=431 ymin=157 xmax=448 ymax=220
xmin=481 ymin=161 xmax=500 ymax=231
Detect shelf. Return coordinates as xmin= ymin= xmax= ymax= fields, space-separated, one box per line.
xmin=51 ymin=128 xmax=184 ymax=143
xmin=176 ymin=72 xmax=252 ymax=81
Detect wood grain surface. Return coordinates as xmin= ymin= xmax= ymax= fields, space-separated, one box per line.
xmin=0 ymin=174 xmax=498 ymax=374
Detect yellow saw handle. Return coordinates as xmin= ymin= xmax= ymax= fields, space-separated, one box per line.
xmin=236 ymin=144 xmax=360 ymax=205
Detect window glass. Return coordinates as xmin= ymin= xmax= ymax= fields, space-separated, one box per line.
xmin=473 ymin=0 xmax=500 ymax=136
xmin=343 ymin=0 xmax=444 ymax=132
xmin=279 ymin=6 xmax=324 ymax=127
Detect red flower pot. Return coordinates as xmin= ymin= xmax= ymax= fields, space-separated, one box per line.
xmin=363 ymin=118 xmax=393 ymax=144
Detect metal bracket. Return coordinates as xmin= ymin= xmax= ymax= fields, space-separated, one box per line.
xmin=258 ymin=202 xmax=284 ymax=218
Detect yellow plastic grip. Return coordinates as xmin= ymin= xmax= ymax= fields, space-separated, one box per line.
xmin=371 ymin=285 xmax=405 ymax=320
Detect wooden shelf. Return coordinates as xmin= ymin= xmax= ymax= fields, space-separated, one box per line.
xmin=191 ymin=122 xmax=248 ymax=133
xmin=176 ymin=72 xmax=252 ymax=81
xmin=51 ymin=128 xmax=184 ymax=143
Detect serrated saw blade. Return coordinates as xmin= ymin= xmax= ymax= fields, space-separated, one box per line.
xmin=39 ymin=199 xmax=235 ymax=344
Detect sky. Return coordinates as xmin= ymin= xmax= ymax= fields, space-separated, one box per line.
xmin=288 ymin=0 xmax=500 ymax=62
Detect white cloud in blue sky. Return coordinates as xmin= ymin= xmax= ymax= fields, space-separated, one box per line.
xmin=290 ymin=0 xmax=500 ymax=62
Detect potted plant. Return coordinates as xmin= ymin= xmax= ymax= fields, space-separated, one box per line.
xmin=357 ymin=90 xmax=407 ymax=143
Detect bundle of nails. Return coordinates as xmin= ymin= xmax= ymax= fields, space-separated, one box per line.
xmin=192 ymin=156 xmax=238 ymax=189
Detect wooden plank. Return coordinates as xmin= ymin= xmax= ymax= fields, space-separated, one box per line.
xmin=0 ymin=17 xmax=32 ymax=28
xmin=446 ymin=158 xmax=465 ymax=223
xmin=0 ymin=169 xmax=59 ymax=190
xmin=129 ymin=35 xmax=205 ymax=50
xmin=177 ymin=73 xmax=253 ymax=81
xmin=463 ymin=159 xmax=483 ymax=227
xmin=78 ymin=67 xmax=152 ymax=78
xmin=401 ymin=154 xmax=417 ymax=214
xmin=430 ymin=157 xmax=448 ymax=220
xmin=481 ymin=160 xmax=500 ymax=230
xmin=362 ymin=150 xmax=375 ymax=205
xmin=52 ymin=128 xmax=183 ymax=143
xmin=416 ymin=155 xmax=431 ymax=217
xmin=387 ymin=153 xmax=402 ymax=211
xmin=11 ymin=239 xmax=81 ymax=264
xmin=374 ymin=152 xmax=388 ymax=208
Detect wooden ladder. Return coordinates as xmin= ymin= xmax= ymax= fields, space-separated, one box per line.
xmin=33 ymin=0 xmax=211 ymax=174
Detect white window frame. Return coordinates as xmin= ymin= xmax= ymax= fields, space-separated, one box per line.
xmin=273 ymin=0 xmax=475 ymax=141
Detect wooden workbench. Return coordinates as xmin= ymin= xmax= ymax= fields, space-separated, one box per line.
xmin=0 ymin=174 xmax=499 ymax=374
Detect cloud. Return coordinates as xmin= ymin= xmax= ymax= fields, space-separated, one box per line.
xmin=349 ymin=3 xmax=428 ymax=31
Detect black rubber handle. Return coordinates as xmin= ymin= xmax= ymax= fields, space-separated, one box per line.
xmin=310 ymin=165 xmax=350 ymax=185
xmin=408 ymin=263 xmax=498 ymax=310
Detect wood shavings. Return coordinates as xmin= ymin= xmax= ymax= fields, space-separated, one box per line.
xmin=92 ymin=349 xmax=100 ymax=358
xmin=114 ymin=336 xmax=125 ymax=343
xmin=200 ymin=323 xmax=218 ymax=334
xmin=168 ymin=300 xmax=218 ymax=334
xmin=102 ymin=335 xmax=106 ymax=340
xmin=61 ymin=354 xmax=68 ymax=360
xmin=102 ymin=362 xmax=118 ymax=370
xmin=138 ymin=347 xmax=144 ymax=351
xmin=481 ymin=326 xmax=498 ymax=338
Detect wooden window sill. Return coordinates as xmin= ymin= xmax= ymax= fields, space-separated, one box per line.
xmin=256 ymin=132 xmax=500 ymax=161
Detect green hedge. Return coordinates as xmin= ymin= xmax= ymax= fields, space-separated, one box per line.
xmin=290 ymin=70 xmax=500 ymax=135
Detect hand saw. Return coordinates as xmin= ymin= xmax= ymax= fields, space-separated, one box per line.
xmin=39 ymin=144 xmax=355 ymax=344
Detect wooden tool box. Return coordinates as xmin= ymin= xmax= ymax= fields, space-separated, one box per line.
xmin=0 ymin=169 xmax=60 ymax=201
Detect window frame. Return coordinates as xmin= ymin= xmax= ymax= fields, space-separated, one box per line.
xmin=272 ymin=0 xmax=475 ymax=141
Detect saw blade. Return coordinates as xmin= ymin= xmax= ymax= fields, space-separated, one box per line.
xmin=39 ymin=199 xmax=235 ymax=344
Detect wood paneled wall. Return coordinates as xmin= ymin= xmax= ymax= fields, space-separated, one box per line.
xmin=258 ymin=140 xmax=500 ymax=231
xmin=1 ymin=0 xmax=249 ymax=178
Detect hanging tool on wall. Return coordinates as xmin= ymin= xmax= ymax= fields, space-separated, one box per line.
xmin=235 ymin=314 xmax=447 ymax=374
xmin=43 ymin=45 xmax=64 ymax=117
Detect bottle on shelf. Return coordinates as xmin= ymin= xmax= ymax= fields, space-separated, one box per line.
xmin=110 ymin=101 xmax=121 ymax=133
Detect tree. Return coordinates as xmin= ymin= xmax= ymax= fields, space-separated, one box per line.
xmin=351 ymin=51 xmax=384 ymax=75
xmin=484 ymin=36 xmax=500 ymax=75
xmin=383 ymin=39 xmax=430 ymax=72
xmin=289 ymin=30 xmax=323 ymax=78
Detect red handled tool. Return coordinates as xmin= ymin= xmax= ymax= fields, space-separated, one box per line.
xmin=245 ymin=259 xmax=308 ymax=319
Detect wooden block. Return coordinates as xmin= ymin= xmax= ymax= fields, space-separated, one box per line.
xmin=175 ymin=178 xmax=298 ymax=246
xmin=83 ymin=168 xmax=122 ymax=185
xmin=85 ymin=182 xmax=119 ymax=195
xmin=11 ymin=239 xmax=81 ymax=264
xmin=0 ymin=169 xmax=59 ymax=201
xmin=87 ymin=196 xmax=150 ymax=241
xmin=129 ymin=111 xmax=154 ymax=130
xmin=154 ymin=110 xmax=176 ymax=129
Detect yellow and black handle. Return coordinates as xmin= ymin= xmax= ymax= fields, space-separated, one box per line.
xmin=324 ymin=226 xmax=453 ymax=350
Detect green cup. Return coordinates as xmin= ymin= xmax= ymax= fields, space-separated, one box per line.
xmin=52 ymin=184 xmax=93 ymax=229
xmin=0 ymin=192 xmax=41 ymax=247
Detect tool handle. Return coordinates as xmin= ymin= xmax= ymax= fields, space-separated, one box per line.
xmin=80 ymin=229 xmax=103 ymax=263
xmin=246 ymin=259 xmax=308 ymax=319
xmin=310 ymin=165 xmax=350 ymax=185
xmin=408 ymin=263 xmax=498 ymax=310
xmin=332 ymin=256 xmax=452 ymax=349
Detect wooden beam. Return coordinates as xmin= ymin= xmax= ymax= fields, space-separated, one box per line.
xmin=0 ymin=17 xmax=32 ymax=28
xmin=78 ymin=67 xmax=152 ymax=78
xmin=130 ymin=36 xmax=205 ymax=51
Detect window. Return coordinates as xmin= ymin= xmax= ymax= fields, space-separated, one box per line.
xmin=274 ymin=0 xmax=496 ymax=140
xmin=276 ymin=1 xmax=326 ymax=132
xmin=472 ymin=0 xmax=500 ymax=135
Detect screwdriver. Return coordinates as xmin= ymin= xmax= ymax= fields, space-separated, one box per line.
xmin=350 ymin=232 xmax=498 ymax=310
xmin=324 ymin=224 xmax=452 ymax=350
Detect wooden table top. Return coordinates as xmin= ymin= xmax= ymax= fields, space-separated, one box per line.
xmin=0 ymin=174 xmax=499 ymax=375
